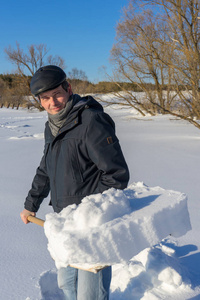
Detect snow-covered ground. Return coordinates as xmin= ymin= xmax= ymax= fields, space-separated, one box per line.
xmin=1 ymin=96 xmax=200 ymax=299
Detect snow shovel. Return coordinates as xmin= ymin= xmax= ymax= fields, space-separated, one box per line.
xmin=27 ymin=215 xmax=108 ymax=274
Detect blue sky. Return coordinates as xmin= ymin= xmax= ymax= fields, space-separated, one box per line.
xmin=0 ymin=0 xmax=129 ymax=82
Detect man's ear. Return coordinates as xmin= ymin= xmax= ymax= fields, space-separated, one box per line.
xmin=67 ymin=83 xmax=73 ymax=96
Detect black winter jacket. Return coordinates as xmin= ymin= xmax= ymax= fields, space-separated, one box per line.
xmin=25 ymin=95 xmax=129 ymax=213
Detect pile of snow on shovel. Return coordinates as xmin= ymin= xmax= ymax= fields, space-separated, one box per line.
xmin=44 ymin=182 xmax=191 ymax=269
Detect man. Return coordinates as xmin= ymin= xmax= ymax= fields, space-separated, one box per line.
xmin=20 ymin=65 xmax=129 ymax=300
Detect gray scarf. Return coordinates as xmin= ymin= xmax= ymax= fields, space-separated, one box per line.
xmin=48 ymin=96 xmax=74 ymax=136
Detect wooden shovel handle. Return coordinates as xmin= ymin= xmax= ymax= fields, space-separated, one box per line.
xmin=27 ymin=215 xmax=45 ymax=227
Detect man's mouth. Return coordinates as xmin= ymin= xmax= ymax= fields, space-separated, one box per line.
xmin=52 ymin=106 xmax=62 ymax=111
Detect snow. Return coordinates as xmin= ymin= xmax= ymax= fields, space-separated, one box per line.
xmin=1 ymin=97 xmax=200 ymax=299
xmin=44 ymin=183 xmax=191 ymax=268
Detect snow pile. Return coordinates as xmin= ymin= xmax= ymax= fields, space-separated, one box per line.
xmin=110 ymin=242 xmax=194 ymax=300
xmin=44 ymin=182 xmax=191 ymax=269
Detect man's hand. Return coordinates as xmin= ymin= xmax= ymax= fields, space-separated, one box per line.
xmin=20 ymin=209 xmax=36 ymax=224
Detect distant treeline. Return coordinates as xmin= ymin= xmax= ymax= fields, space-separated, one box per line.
xmin=0 ymin=73 xmax=143 ymax=94
xmin=0 ymin=74 xmax=191 ymax=94
xmin=0 ymin=73 xmax=186 ymax=95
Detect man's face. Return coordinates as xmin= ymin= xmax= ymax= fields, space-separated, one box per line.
xmin=39 ymin=85 xmax=70 ymax=115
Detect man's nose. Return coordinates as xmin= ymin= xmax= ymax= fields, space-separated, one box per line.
xmin=49 ymin=97 xmax=57 ymax=105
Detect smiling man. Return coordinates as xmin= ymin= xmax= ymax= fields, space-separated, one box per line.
xmin=20 ymin=65 xmax=129 ymax=300
xmin=40 ymin=85 xmax=71 ymax=114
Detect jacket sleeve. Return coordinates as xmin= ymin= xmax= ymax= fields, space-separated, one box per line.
xmin=24 ymin=153 xmax=50 ymax=212
xmin=86 ymin=112 xmax=129 ymax=193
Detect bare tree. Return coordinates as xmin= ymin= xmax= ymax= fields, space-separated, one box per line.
xmin=68 ymin=68 xmax=88 ymax=81
xmin=5 ymin=42 xmax=66 ymax=110
xmin=47 ymin=54 xmax=65 ymax=69
xmin=67 ymin=68 xmax=90 ymax=94
xmin=144 ymin=0 xmax=200 ymax=120
xmin=110 ymin=0 xmax=200 ymax=128
xmin=110 ymin=6 xmax=175 ymax=113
